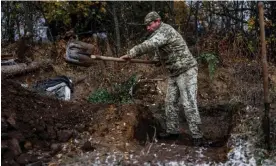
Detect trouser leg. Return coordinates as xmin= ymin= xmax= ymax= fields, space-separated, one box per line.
xmin=176 ymin=67 xmax=203 ymax=138
xmin=165 ymin=77 xmax=180 ymax=134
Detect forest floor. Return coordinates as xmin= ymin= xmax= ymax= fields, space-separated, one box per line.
xmin=1 ymin=41 xmax=276 ymax=166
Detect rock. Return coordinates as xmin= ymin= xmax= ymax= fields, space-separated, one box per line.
xmin=57 ymin=130 xmax=73 ymax=142
xmin=50 ymin=143 xmax=61 ymax=154
xmin=81 ymin=141 xmax=95 ymax=152
xmin=16 ymin=153 xmax=38 ymax=165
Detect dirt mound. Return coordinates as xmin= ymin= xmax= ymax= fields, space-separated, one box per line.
xmin=1 ymin=79 xmax=104 ymax=131
xmin=1 ymin=79 xmax=161 ymax=165
xmin=0 ymin=79 xmax=120 ymax=164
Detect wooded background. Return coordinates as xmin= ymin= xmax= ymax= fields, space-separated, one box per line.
xmin=1 ymin=1 xmax=275 ymax=62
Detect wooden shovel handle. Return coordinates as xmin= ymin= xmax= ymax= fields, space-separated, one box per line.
xmin=89 ymin=55 xmax=159 ymax=64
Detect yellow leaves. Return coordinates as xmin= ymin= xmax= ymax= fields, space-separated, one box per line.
xmin=247 ymin=17 xmax=255 ymax=31
xmin=264 ymin=20 xmax=272 ymax=27
xmin=83 ymin=11 xmax=89 ymax=17
xmin=42 ymin=1 xmax=107 ymax=27
xmin=100 ymin=7 xmax=106 ymax=14
xmin=174 ymin=1 xmax=189 ymax=25
xmin=247 ymin=17 xmax=255 ymax=26
xmin=15 ymin=3 xmax=21 ymax=9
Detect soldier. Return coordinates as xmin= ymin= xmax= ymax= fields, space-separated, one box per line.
xmin=120 ymin=11 xmax=204 ymax=146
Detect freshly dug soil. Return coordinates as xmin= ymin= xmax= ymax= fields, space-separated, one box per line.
xmin=1 ymin=79 xmax=157 ymax=165
xmin=1 ymin=79 xmax=237 ymax=165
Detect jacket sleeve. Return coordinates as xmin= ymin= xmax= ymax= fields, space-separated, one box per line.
xmin=128 ymin=32 xmax=168 ymax=58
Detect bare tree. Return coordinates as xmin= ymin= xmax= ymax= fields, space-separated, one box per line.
xmin=194 ymin=1 xmax=199 ymax=41
xmin=23 ymin=2 xmax=33 ymax=35
xmin=111 ymin=2 xmax=121 ymax=56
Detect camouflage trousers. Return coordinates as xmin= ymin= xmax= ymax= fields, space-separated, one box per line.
xmin=165 ymin=66 xmax=203 ymax=138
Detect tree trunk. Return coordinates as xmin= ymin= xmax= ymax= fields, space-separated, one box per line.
xmin=167 ymin=1 xmax=175 ymax=25
xmin=184 ymin=1 xmax=193 ymax=34
xmin=2 ymin=61 xmax=51 ymax=78
xmin=241 ymin=1 xmax=244 ymax=32
xmin=6 ymin=2 xmax=15 ymax=42
xmin=2 ymin=2 xmax=7 ymax=39
xmin=234 ymin=1 xmax=239 ymax=30
xmin=23 ymin=2 xmax=33 ymax=35
xmin=208 ymin=2 xmax=213 ymax=31
xmin=120 ymin=3 xmax=129 ymax=50
xmin=194 ymin=1 xmax=199 ymax=41
xmin=112 ymin=2 xmax=121 ymax=56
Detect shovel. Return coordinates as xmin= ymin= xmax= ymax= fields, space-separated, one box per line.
xmin=66 ymin=53 xmax=159 ymax=67
xmin=86 ymin=55 xmax=158 ymax=64
xmin=65 ymin=40 xmax=159 ymax=66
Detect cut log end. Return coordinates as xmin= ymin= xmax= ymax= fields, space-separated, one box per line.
xmin=1 ymin=60 xmax=52 ymax=78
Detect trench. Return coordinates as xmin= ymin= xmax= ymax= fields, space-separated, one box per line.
xmin=132 ymin=103 xmax=243 ymax=163
xmin=1 ymin=65 xmax=249 ymax=165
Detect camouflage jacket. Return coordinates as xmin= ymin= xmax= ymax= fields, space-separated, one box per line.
xmin=128 ymin=22 xmax=197 ymax=76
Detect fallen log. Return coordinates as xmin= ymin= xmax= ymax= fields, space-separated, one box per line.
xmin=1 ymin=60 xmax=52 ymax=78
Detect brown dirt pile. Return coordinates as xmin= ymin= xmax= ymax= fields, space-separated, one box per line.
xmin=1 ymin=79 xmax=149 ymax=165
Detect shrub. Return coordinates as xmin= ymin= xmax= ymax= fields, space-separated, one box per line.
xmin=198 ymin=53 xmax=219 ymax=80
xmin=88 ymin=74 xmax=137 ymax=104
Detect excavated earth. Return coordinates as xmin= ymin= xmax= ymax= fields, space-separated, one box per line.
xmin=1 ymin=56 xmax=276 ymax=165
xmin=1 ymin=74 xmax=242 ymax=166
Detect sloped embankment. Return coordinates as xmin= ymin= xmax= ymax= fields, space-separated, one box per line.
xmin=1 ymin=79 xmax=137 ymax=165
